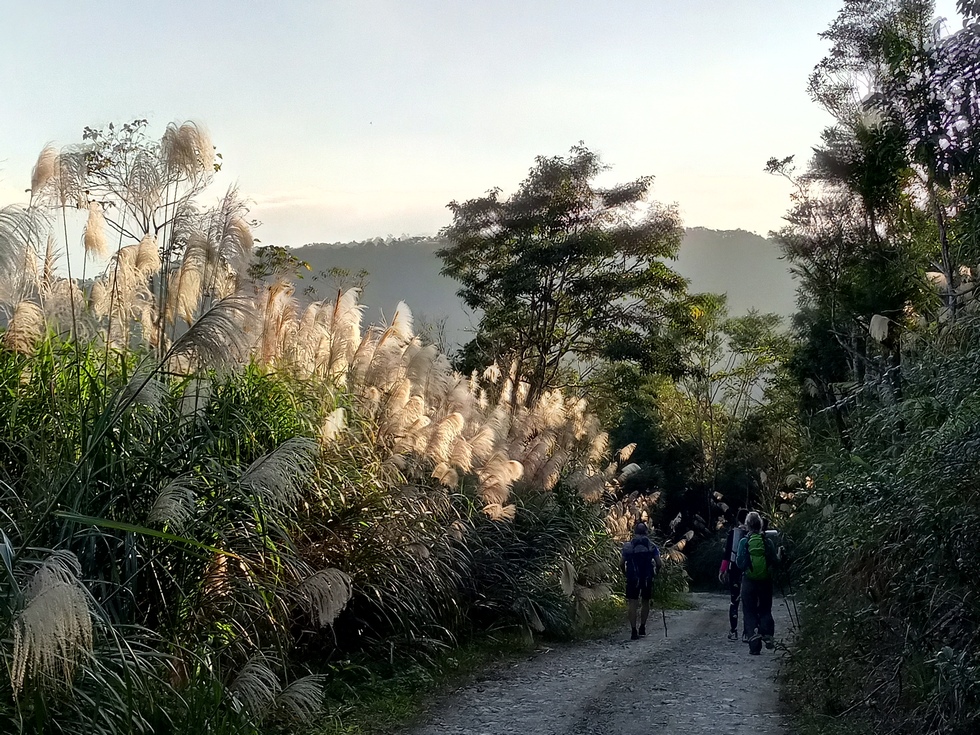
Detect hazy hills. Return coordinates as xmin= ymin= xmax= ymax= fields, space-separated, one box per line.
xmin=291 ymin=228 xmax=797 ymax=348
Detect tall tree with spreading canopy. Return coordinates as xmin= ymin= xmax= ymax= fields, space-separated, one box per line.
xmin=438 ymin=144 xmax=699 ymax=401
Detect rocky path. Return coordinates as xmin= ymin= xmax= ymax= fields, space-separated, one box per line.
xmin=404 ymin=592 xmax=794 ymax=735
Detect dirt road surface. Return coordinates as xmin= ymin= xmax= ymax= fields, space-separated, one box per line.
xmin=404 ymin=592 xmax=794 ymax=735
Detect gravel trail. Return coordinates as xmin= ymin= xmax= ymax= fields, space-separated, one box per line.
xmin=404 ymin=592 xmax=793 ymax=735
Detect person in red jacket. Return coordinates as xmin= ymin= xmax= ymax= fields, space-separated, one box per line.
xmin=718 ymin=508 xmax=748 ymax=642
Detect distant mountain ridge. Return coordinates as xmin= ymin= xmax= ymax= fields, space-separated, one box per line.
xmin=291 ymin=228 xmax=797 ymax=348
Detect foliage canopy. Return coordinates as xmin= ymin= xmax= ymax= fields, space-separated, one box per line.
xmin=439 ymin=145 xmax=698 ymax=399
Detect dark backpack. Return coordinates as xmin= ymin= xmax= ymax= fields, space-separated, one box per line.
xmin=729 ymin=527 xmax=745 ymax=565
xmin=624 ymin=537 xmax=656 ymax=581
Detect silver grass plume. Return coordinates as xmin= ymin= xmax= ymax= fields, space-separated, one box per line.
xmin=296 ymin=568 xmax=352 ymax=627
xmin=431 ymin=463 xmax=459 ymax=487
xmin=11 ymin=550 xmax=94 ymax=694
xmin=318 ymin=407 xmax=346 ymax=446
xmin=167 ymin=256 xmax=204 ymax=324
xmin=484 ymin=503 xmax=518 ymax=522
xmin=515 ymin=381 xmax=530 ymax=406
xmin=378 ymin=379 xmax=412 ymax=436
xmin=448 ymin=436 xmax=474 ymax=473
xmin=3 ymin=301 xmax=45 ymax=355
xmin=30 ymin=145 xmax=58 ymax=196
xmin=405 ymin=343 xmax=439 ymax=387
xmin=135 ymin=234 xmax=162 ymax=276
xmin=560 ymin=559 xmax=576 ymax=596
xmin=83 ymin=202 xmax=110 ymax=259
xmin=41 ymin=236 xmax=58 ymax=292
xmin=0 ymin=205 xmax=40 ymax=278
xmin=52 ymin=148 xmax=87 ymax=208
xmin=478 ymin=451 xmax=524 ymax=506
xmin=275 ymin=674 xmax=327 ymax=723
xmin=425 ymin=412 xmax=465 ymax=465
xmin=40 ymin=280 xmax=86 ymax=336
xmin=327 ymin=288 xmax=364 ymax=375
xmin=230 ymin=653 xmax=281 ymax=718
xmin=538 ymin=448 xmax=568 ymax=491
xmin=148 ymin=474 xmax=197 ymax=532
xmin=258 ymin=280 xmax=297 ymax=365
xmin=388 ymin=301 xmax=414 ymax=342
xmin=618 ymin=443 xmax=637 ymax=462
xmin=587 ymin=431 xmax=609 ymax=465
xmin=166 ymin=294 xmax=256 ymax=372
xmin=240 ymin=437 xmax=318 ymax=511
xmin=220 ymin=215 xmax=254 ymax=278
xmin=115 ymin=365 xmax=168 ymax=414
xmin=161 ymin=121 xmax=214 ymax=180
xmin=482 ymin=362 xmax=502 ymax=384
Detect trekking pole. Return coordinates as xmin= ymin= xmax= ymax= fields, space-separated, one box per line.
xmin=786 ymin=576 xmax=802 ymax=630
xmin=661 ymin=605 xmax=668 ymax=638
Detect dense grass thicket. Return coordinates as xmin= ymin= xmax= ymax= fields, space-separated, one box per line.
xmin=0 ymin=124 xmax=652 ymax=734
xmin=786 ymin=321 xmax=980 ymax=735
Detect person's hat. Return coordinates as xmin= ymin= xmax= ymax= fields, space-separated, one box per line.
xmin=634 ymin=522 xmax=649 ymax=536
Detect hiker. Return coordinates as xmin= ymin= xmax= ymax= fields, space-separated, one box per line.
xmin=621 ymin=522 xmax=663 ymax=640
xmin=735 ymin=511 xmax=778 ymax=655
xmin=718 ymin=508 xmax=748 ymax=642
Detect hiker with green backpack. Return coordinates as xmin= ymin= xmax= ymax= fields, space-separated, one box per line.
xmin=735 ymin=511 xmax=780 ymax=656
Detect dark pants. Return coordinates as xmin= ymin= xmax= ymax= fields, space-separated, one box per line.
xmin=728 ymin=570 xmax=742 ymax=632
xmin=742 ymin=577 xmax=774 ymax=653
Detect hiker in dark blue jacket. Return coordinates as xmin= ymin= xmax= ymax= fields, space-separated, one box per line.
xmin=621 ymin=522 xmax=663 ymax=640
xmin=736 ymin=511 xmax=779 ymax=655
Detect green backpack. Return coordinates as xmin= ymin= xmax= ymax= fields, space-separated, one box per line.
xmin=745 ymin=533 xmax=770 ymax=581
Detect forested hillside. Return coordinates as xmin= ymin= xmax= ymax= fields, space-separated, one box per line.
xmin=291 ymin=227 xmax=796 ymax=348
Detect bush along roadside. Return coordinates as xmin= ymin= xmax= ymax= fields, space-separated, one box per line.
xmin=0 ymin=125 xmax=690 ymax=734
xmin=782 ymin=320 xmax=980 ymax=735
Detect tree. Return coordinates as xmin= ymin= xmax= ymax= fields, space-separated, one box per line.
xmin=438 ymin=145 xmax=697 ymax=401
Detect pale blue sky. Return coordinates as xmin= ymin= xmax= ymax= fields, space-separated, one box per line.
xmin=0 ymin=0 xmax=965 ymax=247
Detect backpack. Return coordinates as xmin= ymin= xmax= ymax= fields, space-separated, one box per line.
xmin=729 ymin=527 xmax=745 ymax=565
xmin=624 ymin=537 xmax=656 ymax=581
xmin=745 ymin=533 xmax=771 ymax=581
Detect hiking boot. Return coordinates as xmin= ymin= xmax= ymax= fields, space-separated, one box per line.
xmin=741 ymin=631 xmax=750 ymax=643
xmin=638 ymin=625 xmax=646 ymax=637
xmin=763 ymin=635 xmax=775 ymax=650
xmin=727 ymin=630 xmax=739 ymax=642
xmin=748 ymin=632 xmax=763 ymax=655
xmin=749 ymin=649 xmax=761 ymax=656
xmin=631 ymin=628 xmax=639 ymax=641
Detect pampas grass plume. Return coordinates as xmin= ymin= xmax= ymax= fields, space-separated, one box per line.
xmin=276 ymin=675 xmax=327 ymax=723
xmin=148 ymin=475 xmax=196 ymax=532
xmin=83 ymin=202 xmax=110 ymax=259
xmin=297 ymin=568 xmax=352 ymax=627
xmin=230 ymin=654 xmax=281 ymax=717
xmin=136 ymin=234 xmax=162 ymax=275
xmin=3 ymin=301 xmax=45 ymax=355
xmin=30 ymin=145 xmax=58 ymax=196
xmin=319 ymin=407 xmax=346 ymax=446
xmin=11 ymin=551 xmax=93 ymax=694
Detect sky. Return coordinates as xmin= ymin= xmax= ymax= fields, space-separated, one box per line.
xmin=0 ymin=0 xmax=966 ymax=248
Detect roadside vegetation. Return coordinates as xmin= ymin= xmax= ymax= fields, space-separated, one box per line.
xmin=771 ymin=2 xmax=980 ymax=733
xmin=0 ymin=122 xmax=709 ymax=734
